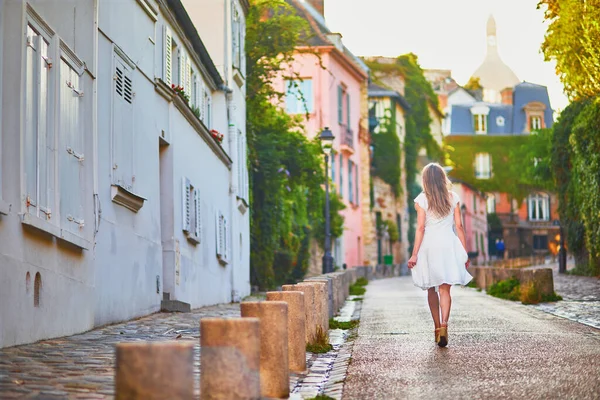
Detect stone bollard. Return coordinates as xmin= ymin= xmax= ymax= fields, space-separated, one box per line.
xmin=240 ymin=301 xmax=289 ymax=399
xmin=306 ymin=276 xmax=334 ymax=318
xmin=115 ymin=341 xmax=194 ymax=400
xmin=200 ymin=318 xmax=261 ymax=400
xmin=266 ymin=291 xmax=306 ymax=373
xmin=282 ymin=284 xmax=316 ymax=344
xmin=298 ymin=281 xmax=329 ymax=333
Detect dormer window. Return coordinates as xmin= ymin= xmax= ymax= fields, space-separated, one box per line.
xmin=530 ymin=116 xmax=542 ymax=132
xmin=470 ymin=104 xmax=490 ymax=134
xmin=474 ymin=114 xmax=487 ymax=134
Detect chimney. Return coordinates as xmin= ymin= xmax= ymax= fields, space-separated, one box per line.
xmin=501 ymin=87 xmax=513 ymax=105
xmin=307 ymin=0 xmax=324 ymax=16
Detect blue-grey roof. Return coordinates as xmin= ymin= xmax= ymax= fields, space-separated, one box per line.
xmin=449 ymin=81 xmax=554 ymax=136
xmin=450 ymin=103 xmax=513 ymax=135
xmin=513 ymin=82 xmax=554 ymax=133
xmin=368 ymin=83 xmax=410 ymax=111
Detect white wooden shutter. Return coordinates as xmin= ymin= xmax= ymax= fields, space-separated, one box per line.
xmin=223 ymin=216 xmax=229 ymax=262
xmin=178 ymin=49 xmax=184 ymax=87
xmin=182 ymin=177 xmax=191 ymax=232
xmin=185 ymin=56 xmax=191 ymax=97
xmin=59 ymin=60 xmax=84 ymax=231
xmin=198 ymin=79 xmax=205 ymax=121
xmin=194 ymin=188 xmax=201 ymax=239
xmin=164 ymin=26 xmax=172 ymax=85
xmin=113 ymin=55 xmax=134 ymax=190
xmin=215 ymin=212 xmax=223 ymax=257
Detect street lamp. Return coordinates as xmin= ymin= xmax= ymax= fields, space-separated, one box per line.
xmin=554 ymin=219 xmax=567 ymax=273
xmin=320 ymin=127 xmax=335 ymax=274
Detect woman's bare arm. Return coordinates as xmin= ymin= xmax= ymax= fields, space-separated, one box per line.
xmin=454 ymin=205 xmax=470 ymax=268
xmin=408 ymin=203 xmax=426 ymax=268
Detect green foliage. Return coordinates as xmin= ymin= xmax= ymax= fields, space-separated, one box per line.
xmin=246 ymin=1 xmax=345 ymax=289
xmin=464 ymin=76 xmax=482 ymax=91
xmin=349 ymin=284 xmax=366 ymax=296
xmin=371 ymin=109 xmax=402 ymax=196
xmin=487 ymin=213 xmax=503 ymax=231
xmin=569 ymin=99 xmax=600 ymax=274
xmin=306 ymin=395 xmax=335 ymax=400
xmin=365 ymin=54 xmax=443 ymax=250
xmin=551 ymin=99 xmax=590 ymax=269
xmin=313 ymin=191 xmax=346 ymax=250
xmin=354 ymin=277 xmax=368 ymax=287
xmin=306 ymin=326 xmax=332 ymax=353
xmin=445 ymin=135 xmax=536 ymax=203
xmin=539 ymin=0 xmax=600 ymax=99
xmin=329 ymin=319 xmax=360 ymax=330
xmin=487 ymin=277 xmax=521 ymax=301
xmin=509 ymin=128 xmax=554 ymax=191
xmin=384 ymin=220 xmax=399 ymax=243
xmin=407 ymin=181 xmax=421 ymax=254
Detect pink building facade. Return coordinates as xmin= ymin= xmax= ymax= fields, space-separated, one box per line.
xmin=276 ymin=0 xmax=369 ymax=269
xmin=452 ymin=180 xmax=488 ymax=265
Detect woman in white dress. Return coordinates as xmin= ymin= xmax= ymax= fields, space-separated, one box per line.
xmin=407 ymin=163 xmax=472 ymax=347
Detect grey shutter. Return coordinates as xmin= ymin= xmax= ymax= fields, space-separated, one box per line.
xmin=182 ymin=177 xmax=191 ymax=232
xmin=164 ymin=26 xmax=172 ymax=85
xmin=194 ymin=188 xmax=201 ymax=239
xmin=337 ymin=86 xmax=343 ymax=124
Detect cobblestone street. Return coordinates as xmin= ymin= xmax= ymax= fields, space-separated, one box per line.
xmin=0 ymin=294 xmax=360 ymax=399
xmin=532 ymin=260 xmax=600 ymax=329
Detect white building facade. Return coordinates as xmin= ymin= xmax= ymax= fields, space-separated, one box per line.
xmin=0 ymin=0 xmax=250 ymax=348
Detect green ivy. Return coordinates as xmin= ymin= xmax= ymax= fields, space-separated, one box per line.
xmin=569 ymin=99 xmax=600 ymax=274
xmin=444 ymin=135 xmax=534 ymax=203
xmin=365 ymin=54 xmax=442 ymax=250
xmin=551 ymin=99 xmax=590 ymax=269
xmin=371 ymin=108 xmax=401 ymax=196
xmin=246 ymin=0 xmax=345 ymax=289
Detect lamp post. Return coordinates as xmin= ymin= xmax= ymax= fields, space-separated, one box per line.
xmin=555 ymin=220 xmax=567 ymax=273
xmin=319 ymin=127 xmax=335 ymax=274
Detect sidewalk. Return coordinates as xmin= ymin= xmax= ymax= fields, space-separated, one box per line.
xmin=343 ymin=277 xmax=600 ymax=399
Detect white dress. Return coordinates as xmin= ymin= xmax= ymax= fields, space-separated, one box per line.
xmin=411 ymin=191 xmax=473 ymax=290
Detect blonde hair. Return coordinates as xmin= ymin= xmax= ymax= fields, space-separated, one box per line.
xmin=421 ymin=163 xmax=452 ymax=218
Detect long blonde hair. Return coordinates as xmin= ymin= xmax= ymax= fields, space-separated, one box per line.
xmin=422 ymin=163 xmax=452 ymax=218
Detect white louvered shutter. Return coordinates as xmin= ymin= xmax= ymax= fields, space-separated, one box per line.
xmin=164 ymin=26 xmax=172 ymax=85
xmin=185 ymin=56 xmax=191 ymax=98
xmin=194 ymin=188 xmax=201 ymax=239
xmin=178 ymin=50 xmax=184 ymax=87
xmin=215 ymin=212 xmax=223 ymax=257
xmin=182 ymin=177 xmax=191 ymax=232
xmin=223 ymin=216 xmax=229 ymax=262
xmin=199 ymin=79 xmax=205 ymax=121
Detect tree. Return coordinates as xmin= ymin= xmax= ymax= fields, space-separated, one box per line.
xmin=464 ymin=76 xmax=482 ymax=91
xmin=539 ymin=0 xmax=600 ymax=99
xmin=246 ymin=0 xmax=344 ymax=288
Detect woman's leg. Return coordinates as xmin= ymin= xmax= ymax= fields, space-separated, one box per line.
xmin=427 ymin=287 xmax=441 ymax=328
xmin=439 ymin=284 xmax=452 ymax=324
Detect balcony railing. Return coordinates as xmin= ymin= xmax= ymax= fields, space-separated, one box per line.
xmin=340 ymin=125 xmax=354 ymax=150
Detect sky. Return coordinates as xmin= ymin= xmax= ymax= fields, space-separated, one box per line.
xmin=317 ymin=0 xmax=569 ymax=113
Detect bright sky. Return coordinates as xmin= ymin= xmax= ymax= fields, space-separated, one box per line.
xmin=319 ymin=0 xmax=569 ymax=113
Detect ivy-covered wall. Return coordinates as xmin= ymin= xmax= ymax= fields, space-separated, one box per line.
xmin=444 ymin=135 xmax=533 ymax=202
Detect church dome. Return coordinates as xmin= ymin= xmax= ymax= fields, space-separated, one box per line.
xmin=471 ymin=15 xmax=519 ymax=102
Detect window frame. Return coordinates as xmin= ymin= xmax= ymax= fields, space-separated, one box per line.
xmin=182 ymin=177 xmax=201 ymax=244
xmin=339 ymin=153 xmax=344 ymax=199
xmin=20 ymin=6 xmax=91 ymax=249
xmin=530 ymin=115 xmax=542 ymax=132
xmin=528 ymin=193 xmax=550 ymax=222
xmin=474 ymin=153 xmax=492 ymax=179
xmin=348 ymin=160 xmax=354 ymax=203
xmin=285 ymin=79 xmax=313 ymax=114
xmin=473 ymin=114 xmax=487 ymax=134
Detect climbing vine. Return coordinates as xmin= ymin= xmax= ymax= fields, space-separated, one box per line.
xmin=246 ymin=0 xmax=345 ymax=288
xmin=371 ymin=108 xmax=402 ymax=196
xmin=365 ymin=54 xmax=442 ymax=251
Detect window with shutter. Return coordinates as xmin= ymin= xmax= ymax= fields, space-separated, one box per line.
xmin=337 ymin=85 xmax=343 ymax=124
xmin=59 ymin=57 xmax=85 ymax=232
xmin=112 ymin=53 xmax=135 ymax=190
xmin=205 ymin=89 xmax=212 ymax=129
xmin=339 ymin=153 xmax=344 ymax=199
xmin=163 ymin=26 xmax=172 ymax=85
xmin=185 ymin=55 xmax=191 ymax=96
xmin=348 ymin=160 xmax=353 ymax=203
xmin=355 ymin=163 xmax=359 ymax=204
xmin=223 ymin=216 xmax=229 ymax=262
xmin=181 ymin=177 xmax=201 ymax=244
xmin=346 ymin=93 xmax=351 ymax=127
xmin=178 ymin=49 xmax=184 ymax=87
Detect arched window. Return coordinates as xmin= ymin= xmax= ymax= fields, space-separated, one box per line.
xmin=528 ymin=193 xmax=550 ymax=221
xmin=34 ymin=272 xmax=42 ymax=307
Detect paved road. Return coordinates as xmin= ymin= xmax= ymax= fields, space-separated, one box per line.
xmin=343 ymin=277 xmax=600 ymax=400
